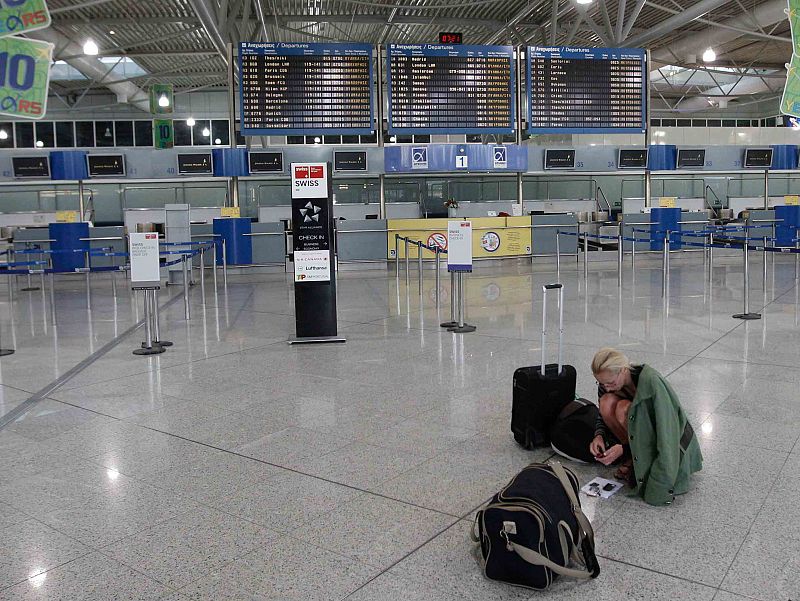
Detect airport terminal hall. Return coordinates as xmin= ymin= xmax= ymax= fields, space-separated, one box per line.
xmin=3 ymin=0 xmax=800 ymax=599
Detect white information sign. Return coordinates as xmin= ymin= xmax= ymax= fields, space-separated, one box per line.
xmin=447 ymin=220 xmax=472 ymax=272
xmin=129 ymin=232 xmax=160 ymax=284
xmin=291 ymin=163 xmax=328 ymax=199
xmin=294 ymin=249 xmax=331 ymax=282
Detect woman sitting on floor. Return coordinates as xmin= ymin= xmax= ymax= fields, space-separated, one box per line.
xmin=588 ymin=347 xmax=703 ymax=506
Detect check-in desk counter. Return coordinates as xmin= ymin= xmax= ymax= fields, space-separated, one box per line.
xmin=745 ymin=209 xmax=777 ymax=243
xmin=332 ymin=203 xmax=382 ymax=220
xmin=248 ymin=222 xmax=285 ymax=265
xmin=523 ymin=198 xmax=596 ymax=215
xmin=531 ymin=213 xmax=578 ymax=255
xmin=620 ymin=210 xmax=710 ymax=252
xmin=124 ymin=207 xmax=224 ymax=233
xmin=444 ymin=201 xmax=517 ymax=218
xmin=257 ymin=206 xmax=290 ymax=223
xmin=0 ymin=211 xmax=59 ymax=229
xmin=336 ymin=219 xmax=388 ymax=263
xmin=88 ymin=226 xmax=125 ymax=268
xmin=728 ymin=197 xmax=791 ymax=217
xmin=12 ymin=227 xmax=51 ymax=262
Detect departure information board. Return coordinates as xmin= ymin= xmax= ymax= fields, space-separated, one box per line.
xmin=239 ymin=42 xmax=374 ymax=136
xmin=387 ymin=44 xmax=515 ymax=134
xmin=527 ymin=47 xmax=646 ymax=134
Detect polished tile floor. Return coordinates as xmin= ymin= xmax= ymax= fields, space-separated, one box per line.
xmin=0 ymin=250 xmax=799 ymax=600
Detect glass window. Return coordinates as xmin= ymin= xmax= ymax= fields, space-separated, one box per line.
xmin=115 ymin=121 xmax=134 ymax=146
xmin=707 ymin=119 xmax=721 ymax=127
xmin=305 ymin=135 xmax=323 ymax=144
xmin=174 ymin=120 xmax=191 ymax=146
xmin=360 ymin=132 xmax=377 ymax=144
xmin=751 ymin=119 xmax=759 ymax=127
xmin=650 ymin=118 xmax=661 ymax=126
xmin=75 ymin=121 xmax=94 ymax=146
xmin=95 ymin=121 xmax=114 ymax=147
xmin=211 ymin=120 xmax=229 ymax=146
xmin=736 ymin=119 xmax=750 ymax=128
xmin=676 ymin=119 xmax=691 ymax=127
xmin=722 ymin=119 xmax=736 ymax=127
xmin=691 ymin=119 xmax=706 ymax=127
xmin=235 ymin=128 xmax=245 ymax=146
xmin=55 ymin=122 xmax=74 ymax=147
xmin=324 ymin=135 xmax=341 ymax=145
xmin=192 ymin=119 xmax=211 ymax=145
xmin=765 ymin=117 xmax=777 ymax=127
xmin=134 ymin=121 xmax=152 ymax=146
xmin=0 ymin=122 xmax=12 ymax=149
xmin=465 ymin=134 xmax=481 ymax=143
xmin=35 ymin=121 xmax=54 ymax=147
xmin=413 ymin=134 xmax=431 ymax=143
xmin=15 ymin=122 xmax=34 ymax=147
xmin=661 ymin=118 xmax=676 ymax=127
xmin=287 ymin=135 xmax=304 ymax=144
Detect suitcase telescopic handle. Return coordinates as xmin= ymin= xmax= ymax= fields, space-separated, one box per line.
xmin=541 ymin=283 xmax=564 ymax=374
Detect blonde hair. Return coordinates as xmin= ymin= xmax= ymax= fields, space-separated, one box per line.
xmin=591 ymin=347 xmax=631 ymax=376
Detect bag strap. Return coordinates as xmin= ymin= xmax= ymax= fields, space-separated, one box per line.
xmin=555 ymin=398 xmax=589 ymax=422
xmin=506 ymin=540 xmax=594 ymax=580
xmin=550 ymin=461 xmax=601 ymax=578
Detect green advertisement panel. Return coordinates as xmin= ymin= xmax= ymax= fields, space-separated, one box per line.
xmin=781 ymin=53 xmax=800 ymax=117
xmin=789 ymin=0 xmax=800 ymax=54
xmin=0 ymin=36 xmax=52 ymax=120
xmin=153 ymin=118 xmax=174 ymax=149
xmin=150 ymin=83 xmax=174 ymax=114
xmin=0 ymin=0 xmax=50 ymax=38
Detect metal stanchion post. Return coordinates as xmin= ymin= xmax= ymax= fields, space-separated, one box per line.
xmin=631 ymin=232 xmax=636 ymax=273
xmin=404 ymin=238 xmax=410 ymax=289
xmin=448 ymin=271 xmax=476 ymax=333
xmin=48 ymin=272 xmax=56 ymax=325
xmin=582 ymin=232 xmax=588 ymax=282
xmin=709 ymin=232 xmax=714 ymax=282
xmin=435 ymin=247 xmax=441 ymax=307
xmin=198 ymin=248 xmax=206 ymax=302
xmin=733 ymin=235 xmax=761 ymax=320
xmin=395 ymin=235 xmax=399 ymax=283
xmin=762 ymin=235 xmax=768 ymax=289
xmin=661 ymin=231 xmax=669 ymax=298
xmin=149 ymin=289 xmax=172 ymax=348
xmin=417 ymin=241 xmax=423 ymax=294
xmin=555 ymin=231 xmax=561 ymax=281
xmin=182 ymin=254 xmax=191 ymax=320
xmin=133 ymin=289 xmax=165 ymax=355
xmin=440 ymin=271 xmax=458 ymax=328
xmin=211 ymin=244 xmax=218 ymax=294
xmin=221 ymin=239 xmax=228 ymax=288
xmin=796 ymin=235 xmax=799 ymax=281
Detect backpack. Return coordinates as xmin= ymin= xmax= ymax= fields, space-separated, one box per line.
xmin=472 ymin=461 xmax=600 ymax=589
xmin=549 ymin=399 xmax=601 ymax=464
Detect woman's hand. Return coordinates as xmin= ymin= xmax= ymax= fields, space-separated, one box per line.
xmin=596 ymin=444 xmax=623 ymax=466
xmin=589 ymin=435 xmax=606 ymax=459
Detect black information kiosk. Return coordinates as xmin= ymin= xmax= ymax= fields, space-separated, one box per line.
xmin=288 ymin=162 xmax=345 ymax=344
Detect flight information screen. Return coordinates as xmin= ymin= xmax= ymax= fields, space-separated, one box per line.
xmin=387 ymin=44 xmax=515 ymax=134
xmin=527 ymin=46 xmax=646 ymax=134
xmin=239 ymin=42 xmax=374 ymax=135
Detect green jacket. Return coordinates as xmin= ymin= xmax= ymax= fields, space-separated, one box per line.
xmin=628 ymin=365 xmax=703 ymax=506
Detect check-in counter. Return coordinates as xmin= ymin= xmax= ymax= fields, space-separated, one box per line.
xmin=88 ymin=226 xmax=126 ymax=268
xmin=332 ymin=203 xmax=382 ymax=220
xmin=124 ymin=207 xmax=224 ymax=233
xmin=728 ymin=196 xmax=793 ymax=216
xmin=523 ymin=198 xmax=595 ymax=215
xmin=0 ymin=211 xmax=59 ymax=229
xmin=248 ymin=222 xmax=285 ymax=265
xmin=531 ymin=213 xmax=578 ymax=255
xmin=336 ymin=219 xmax=388 ymax=263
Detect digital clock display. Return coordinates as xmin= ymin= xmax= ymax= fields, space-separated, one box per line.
xmin=439 ymin=32 xmax=463 ymax=44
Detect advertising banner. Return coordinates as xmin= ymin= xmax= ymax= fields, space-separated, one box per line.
xmin=153 ymin=119 xmax=174 ymax=149
xmin=0 ymin=0 xmax=50 ymax=38
xmin=0 ymin=35 xmax=52 ymax=119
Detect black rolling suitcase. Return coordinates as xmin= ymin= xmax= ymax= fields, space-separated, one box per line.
xmin=511 ymin=283 xmax=577 ymax=449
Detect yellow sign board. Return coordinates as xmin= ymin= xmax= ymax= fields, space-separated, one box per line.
xmin=784 ymin=195 xmax=800 ymax=205
xmin=220 ymin=206 xmax=241 ymax=218
xmin=55 ymin=210 xmax=78 ymax=223
xmin=387 ymin=216 xmax=532 ymax=260
xmin=658 ymin=197 xmax=677 ymax=208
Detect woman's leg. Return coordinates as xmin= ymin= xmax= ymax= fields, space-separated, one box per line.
xmin=599 ymin=393 xmax=631 ymax=444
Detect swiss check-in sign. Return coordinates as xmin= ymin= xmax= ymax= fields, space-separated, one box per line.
xmin=292 ymin=164 xmax=327 ymax=198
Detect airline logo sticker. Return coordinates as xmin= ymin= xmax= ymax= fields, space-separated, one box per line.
xmin=291 ymin=163 xmax=327 ymax=198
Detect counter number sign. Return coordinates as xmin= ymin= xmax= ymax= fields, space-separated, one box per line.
xmin=0 ymin=35 xmax=52 ymax=120
xmin=153 ymin=118 xmax=174 ymax=149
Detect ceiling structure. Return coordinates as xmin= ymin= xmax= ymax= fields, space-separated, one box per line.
xmin=30 ymin=0 xmax=794 ymax=117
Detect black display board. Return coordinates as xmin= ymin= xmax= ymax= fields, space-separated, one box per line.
xmin=333 ymin=151 xmax=367 ymax=171
xmin=87 ymin=154 xmax=125 ymax=177
xmin=239 ymin=42 xmax=374 ymax=135
xmin=618 ymin=149 xmax=648 ymax=169
xmin=544 ymin=149 xmax=576 ymax=170
xmin=677 ymin=149 xmax=705 ymax=168
xmin=177 ymin=153 xmax=212 ymax=175
xmin=386 ymin=44 xmax=515 ymax=134
xmin=744 ymin=148 xmax=773 ymax=168
xmin=290 ymin=162 xmax=342 ymax=342
xmin=12 ymin=156 xmax=49 ymax=178
xmin=248 ymin=151 xmax=283 ymax=173
xmin=527 ymin=47 xmax=646 ymax=134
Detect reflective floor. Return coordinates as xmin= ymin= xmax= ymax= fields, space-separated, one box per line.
xmin=0 ymin=251 xmax=799 ymax=600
